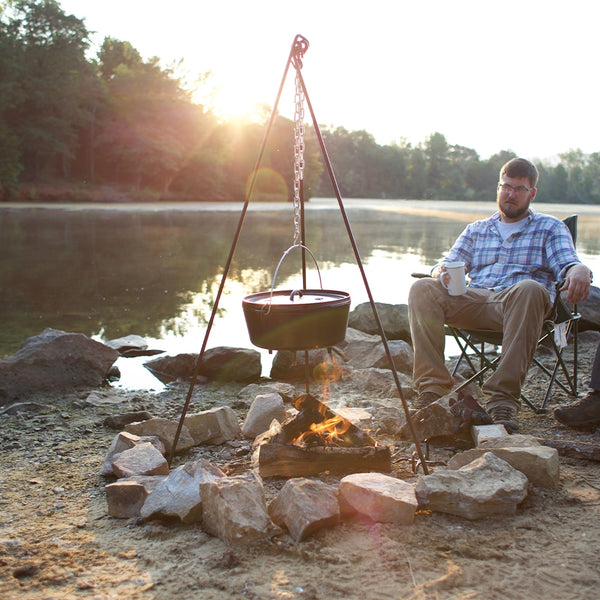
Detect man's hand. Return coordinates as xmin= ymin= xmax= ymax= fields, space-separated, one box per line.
xmin=432 ymin=264 xmax=449 ymax=285
xmin=561 ymin=263 xmax=593 ymax=304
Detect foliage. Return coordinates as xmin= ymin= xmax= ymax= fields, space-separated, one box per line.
xmin=0 ymin=0 xmax=598 ymax=203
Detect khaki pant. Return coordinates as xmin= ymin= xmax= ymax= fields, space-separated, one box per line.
xmin=408 ymin=278 xmax=553 ymax=410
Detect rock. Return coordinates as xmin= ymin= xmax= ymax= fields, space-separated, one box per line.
xmin=105 ymin=475 xmax=165 ymax=519
xmin=370 ymin=402 xmax=409 ymax=436
xmin=144 ymin=347 xmax=261 ymax=383
xmin=335 ymin=407 xmax=372 ymax=428
xmin=238 ymin=382 xmax=297 ymax=405
xmin=447 ymin=446 xmax=560 ymax=488
xmin=268 ymin=478 xmax=340 ymax=542
xmin=341 ymin=367 xmax=414 ymax=399
xmin=399 ymin=397 xmax=461 ymax=441
xmin=270 ymin=348 xmax=330 ymax=381
xmin=200 ymin=472 xmax=277 ymax=544
xmin=336 ymin=328 xmax=413 ymax=373
xmin=338 ymin=472 xmax=418 ymax=525
xmin=143 ymin=353 xmax=200 ymax=384
xmin=100 ymin=431 xmax=165 ymax=476
xmin=84 ymin=389 xmax=128 ymax=407
xmin=106 ymin=480 xmax=152 ymax=519
xmin=124 ymin=418 xmax=195 ymax=455
xmin=111 ymin=442 xmax=170 ymax=478
xmin=579 ymin=285 xmax=600 ymax=331
xmin=105 ymin=334 xmax=148 ymax=351
xmin=472 ymin=424 xmax=509 ymax=445
xmin=184 ymin=407 xmax=241 ymax=445
xmin=242 ymin=393 xmax=287 ymax=438
xmin=0 ymin=402 xmax=45 ymax=415
xmin=0 ymin=328 xmax=119 ymax=405
xmin=399 ymin=391 xmax=490 ymax=443
xmin=479 ymin=434 xmax=541 ymax=448
xmin=348 ymin=302 xmax=411 ymax=342
xmin=140 ymin=459 xmax=226 ymax=523
xmin=416 ymin=452 xmax=529 ymax=519
xmin=198 ymin=347 xmax=262 ymax=382
xmin=104 ymin=334 xmax=164 ymax=358
xmin=104 ymin=411 xmax=153 ymax=430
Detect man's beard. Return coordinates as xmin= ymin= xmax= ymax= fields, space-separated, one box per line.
xmin=499 ymin=196 xmax=531 ymax=221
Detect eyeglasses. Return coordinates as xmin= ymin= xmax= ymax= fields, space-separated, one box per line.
xmin=498 ymin=183 xmax=533 ymax=195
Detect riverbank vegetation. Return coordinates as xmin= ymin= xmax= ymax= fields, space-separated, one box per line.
xmin=1 ymin=0 xmax=599 ymax=204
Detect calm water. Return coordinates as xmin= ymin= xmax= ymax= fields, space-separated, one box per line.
xmin=2 ymin=198 xmax=600 ymax=389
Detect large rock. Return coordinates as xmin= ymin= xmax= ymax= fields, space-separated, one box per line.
xmin=104 ymin=334 xmax=164 ymax=358
xmin=140 ymin=459 xmax=225 ymax=523
xmin=184 ymin=406 xmax=241 ymax=445
xmin=242 ymin=393 xmax=287 ymax=439
xmin=447 ymin=445 xmax=560 ymax=488
xmin=100 ymin=431 xmax=165 ymax=476
xmin=125 ymin=418 xmax=196 ymax=455
xmin=105 ymin=476 xmax=165 ymax=519
xmin=348 ymin=302 xmax=411 ymax=342
xmin=579 ymin=285 xmax=600 ymax=331
xmin=144 ymin=347 xmax=261 ymax=383
xmin=341 ymin=367 xmax=415 ymax=399
xmin=415 ymin=452 xmax=529 ymax=519
xmin=270 ymin=348 xmax=330 ymax=381
xmin=268 ymin=478 xmax=340 ymax=542
xmin=200 ymin=472 xmax=277 ymax=544
xmin=336 ymin=328 xmax=413 ymax=373
xmin=338 ymin=472 xmax=418 ymax=524
xmin=111 ymin=442 xmax=170 ymax=478
xmin=0 ymin=328 xmax=119 ymax=404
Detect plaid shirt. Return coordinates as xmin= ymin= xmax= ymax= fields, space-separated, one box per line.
xmin=441 ymin=210 xmax=581 ymax=300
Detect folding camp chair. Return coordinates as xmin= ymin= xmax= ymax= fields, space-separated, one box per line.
xmin=413 ymin=215 xmax=580 ymax=414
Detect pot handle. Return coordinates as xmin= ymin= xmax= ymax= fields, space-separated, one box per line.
xmin=269 ymin=243 xmax=323 ymax=296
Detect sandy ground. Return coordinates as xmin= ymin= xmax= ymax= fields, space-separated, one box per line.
xmin=1 ymin=336 xmax=600 ymax=600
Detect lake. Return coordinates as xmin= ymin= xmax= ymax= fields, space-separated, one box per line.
xmin=2 ymin=198 xmax=600 ymax=389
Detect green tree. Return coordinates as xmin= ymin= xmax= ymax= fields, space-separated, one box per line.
xmin=4 ymin=0 xmax=91 ymax=179
xmin=0 ymin=13 xmax=24 ymax=196
xmin=95 ymin=44 xmax=197 ymax=192
xmin=424 ymin=132 xmax=450 ymax=198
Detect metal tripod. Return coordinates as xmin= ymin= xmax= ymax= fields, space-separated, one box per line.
xmin=169 ymin=34 xmax=428 ymax=474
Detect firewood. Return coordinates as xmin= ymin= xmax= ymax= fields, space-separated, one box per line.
xmin=254 ymin=443 xmax=391 ymax=478
xmin=538 ymin=438 xmax=600 ymax=462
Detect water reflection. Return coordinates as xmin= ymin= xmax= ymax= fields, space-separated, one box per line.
xmin=2 ymin=199 xmax=600 ymax=387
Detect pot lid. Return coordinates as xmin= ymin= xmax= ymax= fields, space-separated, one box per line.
xmin=245 ymin=289 xmax=349 ymax=305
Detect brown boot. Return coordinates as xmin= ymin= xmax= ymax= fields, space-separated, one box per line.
xmin=413 ymin=391 xmax=440 ymax=411
xmin=488 ymin=404 xmax=519 ymax=433
xmin=553 ymin=391 xmax=600 ymax=428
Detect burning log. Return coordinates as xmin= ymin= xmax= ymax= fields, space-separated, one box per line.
xmin=272 ymin=393 xmax=376 ymax=448
xmin=253 ymin=393 xmax=391 ymax=478
xmin=254 ymin=443 xmax=391 ymax=478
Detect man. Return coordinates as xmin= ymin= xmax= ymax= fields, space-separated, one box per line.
xmin=408 ymin=157 xmax=592 ymax=432
xmin=554 ymin=340 xmax=600 ymax=428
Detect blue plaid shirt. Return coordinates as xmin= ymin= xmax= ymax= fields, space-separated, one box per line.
xmin=439 ymin=210 xmax=581 ymax=301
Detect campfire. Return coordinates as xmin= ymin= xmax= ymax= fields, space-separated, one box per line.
xmin=253 ymin=392 xmax=392 ymax=478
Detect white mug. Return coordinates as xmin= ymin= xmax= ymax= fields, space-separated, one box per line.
xmin=441 ymin=261 xmax=467 ymax=296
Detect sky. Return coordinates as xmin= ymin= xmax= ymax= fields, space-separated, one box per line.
xmin=58 ymin=0 xmax=600 ymax=161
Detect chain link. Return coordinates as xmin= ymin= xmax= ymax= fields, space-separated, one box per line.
xmin=293 ymin=70 xmax=305 ymax=245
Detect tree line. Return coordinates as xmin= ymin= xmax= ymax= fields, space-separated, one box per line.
xmin=1 ymin=0 xmax=599 ymax=204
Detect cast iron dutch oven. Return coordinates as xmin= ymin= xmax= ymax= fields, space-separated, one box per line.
xmin=243 ymin=288 xmax=351 ymax=351
xmin=242 ymin=244 xmax=351 ymax=351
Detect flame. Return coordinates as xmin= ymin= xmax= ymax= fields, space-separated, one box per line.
xmin=294 ymin=414 xmax=352 ymax=447
xmin=313 ymin=355 xmax=342 ymax=411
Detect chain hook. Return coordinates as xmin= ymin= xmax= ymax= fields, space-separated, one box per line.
xmin=292 ymin=46 xmax=306 ymax=246
xmin=291 ymin=35 xmax=309 ymax=69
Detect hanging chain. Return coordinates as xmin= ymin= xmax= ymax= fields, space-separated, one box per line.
xmin=293 ymin=69 xmax=305 ymax=246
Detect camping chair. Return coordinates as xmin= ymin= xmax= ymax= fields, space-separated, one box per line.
xmin=412 ymin=215 xmax=580 ymax=414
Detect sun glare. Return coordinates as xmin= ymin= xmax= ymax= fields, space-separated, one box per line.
xmin=213 ymin=86 xmax=261 ymax=120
